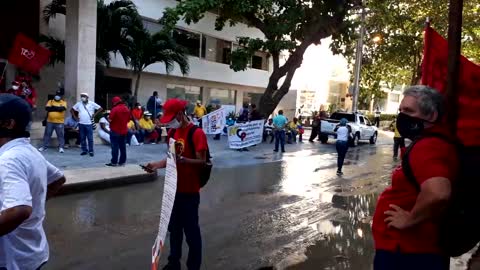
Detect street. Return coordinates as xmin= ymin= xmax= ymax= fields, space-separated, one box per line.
xmin=43 ymin=133 xmax=471 ymax=270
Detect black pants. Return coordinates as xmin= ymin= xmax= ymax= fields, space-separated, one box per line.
xmin=393 ymin=137 xmax=405 ymax=158
xmin=110 ymin=131 xmax=127 ymax=165
xmin=263 ymin=131 xmax=274 ymax=143
xmin=374 ymin=250 xmax=449 ymax=270
xmin=64 ymin=128 xmax=80 ymax=145
xmin=375 ymin=117 xmax=380 ymax=127
xmin=309 ymin=126 xmax=319 ymax=141
xmin=336 ymin=140 xmax=349 ymax=172
xmin=168 ymin=193 xmax=202 ymax=270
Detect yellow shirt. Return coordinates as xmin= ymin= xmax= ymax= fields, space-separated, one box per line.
xmin=139 ymin=118 xmax=155 ymax=130
xmin=288 ymin=121 xmax=298 ymax=131
xmin=46 ymin=100 xmax=67 ymax=124
xmin=193 ymin=105 xmax=207 ymax=118
xmin=127 ymin=120 xmax=135 ymax=129
xmin=394 ymin=123 xmax=401 ymax=138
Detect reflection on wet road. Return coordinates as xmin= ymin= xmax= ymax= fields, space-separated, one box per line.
xmin=44 ymin=140 xmax=451 ymax=270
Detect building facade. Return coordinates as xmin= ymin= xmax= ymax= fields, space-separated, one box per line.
xmin=0 ymin=0 xmax=272 ymax=119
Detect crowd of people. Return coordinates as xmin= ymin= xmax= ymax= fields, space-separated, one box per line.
xmin=0 ymin=84 xmax=464 ymax=270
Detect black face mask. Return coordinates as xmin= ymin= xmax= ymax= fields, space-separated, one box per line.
xmin=396 ymin=112 xmax=426 ymax=139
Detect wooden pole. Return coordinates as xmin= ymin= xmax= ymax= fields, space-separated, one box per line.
xmin=446 ymin=0 xmax=463 ymax=133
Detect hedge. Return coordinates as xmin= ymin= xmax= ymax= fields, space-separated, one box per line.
xmin=364 ymin=114 xmax=397 ymax=122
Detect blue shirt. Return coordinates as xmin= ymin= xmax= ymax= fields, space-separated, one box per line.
xmin=64 ymin=116 xmax=79 ymax=129
xmin=273 ymin=115 xmax=288 ymax=129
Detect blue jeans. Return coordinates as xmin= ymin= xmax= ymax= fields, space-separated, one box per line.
xmin=42 ymin=122 xmax=65 ymax=148
xmin=110 ymin=131 xmax=127 ymax=165
xmin=336 ymin=140 xmax=349 ymax=172
xmin=79 ymin=124 xmax=94 ymax=153
xmin=374 ymin=250 xmax=449 ymax=270
xmin=287 ymin=130 xmax=298 ymax=143
xmin=274 ymin=130 xmax=286 ymax=152
xmin=168 ymin=193 xmax=202 ymax=270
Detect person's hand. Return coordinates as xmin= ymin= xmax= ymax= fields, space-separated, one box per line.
xmin=143 ymin=162 xmax=158 ymax=173
xmin=384 ymin=204 xmax=414 ymax=230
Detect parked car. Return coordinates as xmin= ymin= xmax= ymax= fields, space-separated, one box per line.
xmin=319 ymin=112 xmax=378 ymax=146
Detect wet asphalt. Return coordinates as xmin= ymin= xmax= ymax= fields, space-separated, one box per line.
xmin=42 ymin=134 xmax=472 ymax=270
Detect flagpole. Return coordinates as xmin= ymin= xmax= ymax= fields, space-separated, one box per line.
xmin=0 ymin=61 xmax=7 ymax=83
xmin=446 ymin=0 xmax=463 ymax=134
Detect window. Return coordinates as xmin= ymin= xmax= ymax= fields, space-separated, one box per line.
xmin=201 ymin=35 xmax=232 ymax=64
xmin=365 ymin=118 xmax=371 ymax=126
xmin=251 ymin=51 xmax=268 ymax=71
xmin=166 ymin=84 xmax=202 ymax=109
xmin=243 ymin=92 xmax=263 ymax=107
xmin=206 ymin=87 xmax=236 ymax=105
xmin=330 ymin=113 xmax=355 ymax=122
xmin=173 ymin=28 xmax=201 ymax=57
xmin=389 ymin=93 xmax=400 ymax=103
xmin=359 ymin=116 xmax=365 ymax=124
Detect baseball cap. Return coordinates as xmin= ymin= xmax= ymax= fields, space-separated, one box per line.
xmin=112 ymin=96 xmax=122 ymax=105
xmin=160 ymin=98 xmax=188 ymax=123
xmin=80 ymin=92 xmax=89 ymax=97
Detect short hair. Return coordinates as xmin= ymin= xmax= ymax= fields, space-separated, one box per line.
xmin=153 ymin=91 xmax=158 ymax=96
xmin=403 ymin=85 xmax=445 ymax=122
xmin=278 ymin=110 xmax=284 ymax=115
xmin=251 ymin=104 xmax=257 ymax=109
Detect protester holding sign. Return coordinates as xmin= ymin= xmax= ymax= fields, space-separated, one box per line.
xmin=144 ymin=98 xmax=209 ymax=270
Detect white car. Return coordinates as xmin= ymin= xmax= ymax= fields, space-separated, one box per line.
xmin=319 ymin=112 xmax=378 ymax=146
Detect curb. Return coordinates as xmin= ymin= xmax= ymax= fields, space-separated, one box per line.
xmin=57 ymin=166 xmax=164 ymax=195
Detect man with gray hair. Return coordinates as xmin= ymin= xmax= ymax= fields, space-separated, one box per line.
xmin=372 ymin=85 xmax=458 ymax=269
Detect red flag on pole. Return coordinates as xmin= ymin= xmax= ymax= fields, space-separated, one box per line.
xmin=421 ymin=26 xmax=480 ymax=146
xmin=8 ymin=33 xmax=51 ymax=75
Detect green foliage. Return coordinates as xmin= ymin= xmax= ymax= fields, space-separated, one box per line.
xmin=365 ymin=113 xmax=397 ymax=122
xmin=38 ymin=35 xmax=64 ymax=67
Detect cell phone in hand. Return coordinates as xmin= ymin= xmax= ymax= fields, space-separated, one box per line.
xmin=139 ymin=164 xmax=154 ymax=173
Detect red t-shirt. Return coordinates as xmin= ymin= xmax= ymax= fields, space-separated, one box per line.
xmin=372 ymin=127 xmax=458 ymax=254
xmin=109 ymin=104 xmax=131 ymax=135
xmin=131 ymin=108 xmax=143 ymax=120
xmin=170 ymin=124 xmax=208 ymax=193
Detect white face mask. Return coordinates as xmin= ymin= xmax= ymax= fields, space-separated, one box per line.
xmin=137 ymin=106 xmax=142 ymax=109
xmin=54 ymin=95 xmax=61 ymax=101
xmin=12 ymin=85 xmax=19 ymax=90
xmin=81 ymin=97 xmax=87 ymax=102
xmin=166 ymin=118 xmax=181 ymax=129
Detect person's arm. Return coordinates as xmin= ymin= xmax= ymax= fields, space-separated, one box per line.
xmin=93 ymin=107 xmax=103 ymax=119
xmin=100 ymin=122 xmax=110 ymax=134
xmin=46 ymin=161 xmax=65 ymax=200
xmin=71 ymin=106 xmax=79 ymax=121
xmin=177 ymin=150 xmax=207 ymax=166
xmin=45 ymin=100 xmax=53 ymax=112
xmin=0 ymin=206 xmax=32 ymax=236
xmin=145 ymin=159 xmax=167 ymax=171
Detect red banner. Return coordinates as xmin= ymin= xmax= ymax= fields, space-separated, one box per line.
xmin=421 ymin=26 xmax=480 ymax=146
xmin=8 ymin=33 xmax=51 ymax=75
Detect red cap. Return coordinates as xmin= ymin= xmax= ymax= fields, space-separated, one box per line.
xmin=160 ymin=98 xmax=188 ymax=123
xmin=112 ymin=96 xmax=122 ymax=105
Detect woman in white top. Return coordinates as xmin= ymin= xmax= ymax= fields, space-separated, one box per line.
xmin=98 ymin=111 xmax=111 ymax=144
xmin=334 ymin=118 xmax=352 ymax=176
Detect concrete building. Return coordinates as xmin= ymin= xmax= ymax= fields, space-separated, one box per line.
xmin=377 ymin=85 xmax=405 ymax=114
xmin=0 ymin=0 xmax=272 ymax=119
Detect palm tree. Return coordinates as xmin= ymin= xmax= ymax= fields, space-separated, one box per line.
xmin=42 ymin=0 xmax=141 ymax=66
xmin=128 ymin=27 xmax=190 ymax=101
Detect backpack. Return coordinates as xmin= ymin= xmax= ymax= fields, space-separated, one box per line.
xmin=168 ymin=126 xmax=213 ymax=188
xmin=402 ymin=133 xmax=480 ymax=257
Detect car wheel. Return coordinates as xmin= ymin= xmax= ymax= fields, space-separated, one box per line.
xmin=370 ymin=132 xmax=378 ymax=144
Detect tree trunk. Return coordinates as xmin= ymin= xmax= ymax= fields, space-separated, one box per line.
xmin=133 ymin=71 xmax=141 ymax=104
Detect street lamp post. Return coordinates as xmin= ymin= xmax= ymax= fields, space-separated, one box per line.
xmin=351 ymin=6 xmax=366 ymax=113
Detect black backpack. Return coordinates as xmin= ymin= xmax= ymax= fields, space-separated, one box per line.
xmin=169 ymin=126 xmax=213 ymax=188
xmin=402 ymin=133 xmax=480 ymax=257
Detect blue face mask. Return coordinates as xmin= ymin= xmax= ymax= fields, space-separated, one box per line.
xmin=54 ymin=96 xmax=61 ymax=101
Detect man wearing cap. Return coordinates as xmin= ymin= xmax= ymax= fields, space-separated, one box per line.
xmin=0 ymin=94 xmax=66 ymax=270
xmin=72 ymin=93 xmax=103 ymax=156
xmin=144 ymin=99 xmax=208 ymax=270
xmin=38 ymin=90 xmax=67 ymax=153
xmin=106 ymin=97 xmax=130 ymax=167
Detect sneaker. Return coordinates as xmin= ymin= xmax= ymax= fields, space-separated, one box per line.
xmin=80 ymin=152 xmax=88 ymax=156
xmin=140 ymin=142 xmax=144 ymax=145
xmin=273 ymin=149 xmax=279 ymax=152
xmin=89 ymin=152 xmax=94 ymax=157
xmin=59 ymin=148 xmax=64 ymax=153
xmin=243 ymin=148 xmax=249 ymax=152
xmin=38 ymin=147 xmax=47 ymax=152
xmin=337 ymin=170 xmax=343 ymax=176
xmin=105 ymin=163 xmax=117 ymax=167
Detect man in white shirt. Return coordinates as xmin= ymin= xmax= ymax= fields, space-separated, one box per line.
xmin=72 ymin=93 xmax=103 ymax=156
xmin=0 ymin=94 xmax=65 ymax=270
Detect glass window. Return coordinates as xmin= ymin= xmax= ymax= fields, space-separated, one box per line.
xmin=167 ymin=84 xmax=202 ymax=104
xmin=173 ymin=28 xmax=200 ymax=57
xmin=202 ymin=35 xmax=231 ymax=64
xmin=206 ymin=88 xmax=236 ymax=105
xmin=252 ymin=51 xmax=268 ymax=71
xmin=359 ymin=116 xmax=365 ymax=124
xmin=331 ymin=113 xmax=355 ymax=122
xmin=389 ymin=93 xmax=400 ymax=102
xmin=365 ymin=117 xmax=371 ymax=126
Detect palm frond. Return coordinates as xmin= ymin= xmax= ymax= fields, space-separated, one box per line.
xmin=43 ymin=0 xmax=66 ymax=24
xmin=38 ymin=35 xmax=65 ymax=66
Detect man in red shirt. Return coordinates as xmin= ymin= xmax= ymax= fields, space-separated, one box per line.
xmin=106 ymin=96 xmax=130 ymax=167
xmin=145 ymin=98 xmax=208 ymax=270
xmin=372 ymin=85 xmax=458 ymax=270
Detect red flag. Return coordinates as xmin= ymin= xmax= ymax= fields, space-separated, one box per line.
xmin=421 ymin=26 xmax=480 ymax=146
xmin=8 ymin=33 xmax=51 ymax=75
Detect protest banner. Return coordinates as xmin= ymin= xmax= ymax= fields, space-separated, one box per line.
xmin=151 ymin=139 xmax=177 ymax=270
xmin=201 ymin=108 xmax=226 ymax=134
xmin=227 ymin=120 xmax=264 ymax=149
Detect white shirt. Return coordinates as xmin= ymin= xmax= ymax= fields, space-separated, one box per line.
xmin=336 ymin=126 xmax=350 ymax=141
xmin=72 ymin=101 xmax=101 ymax=125
xmin=0 ymin=138 xmax=63 ymax=270
xmin=98 ymin=117 xmax=110 ymax=135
